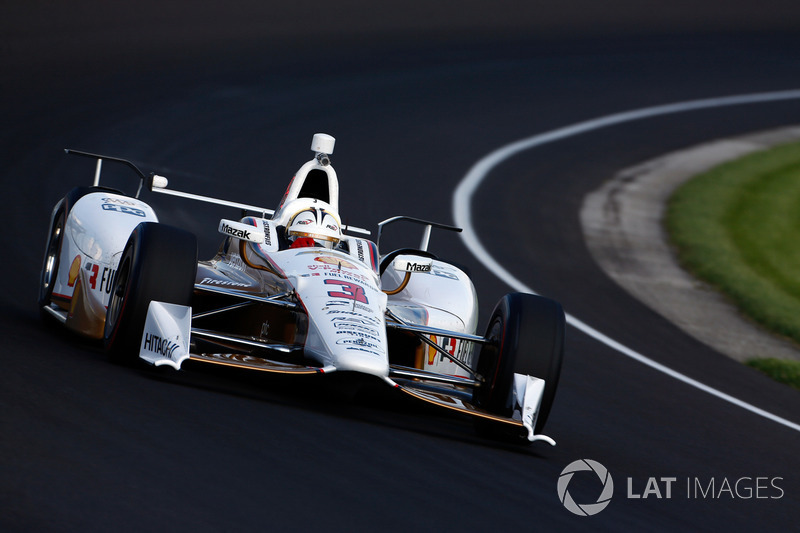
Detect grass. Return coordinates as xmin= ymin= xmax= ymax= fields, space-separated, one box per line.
xmin=665 ymin=139 xmax=800 ymax=390
xmin=746 ymin=358 xmax=800 ymax=391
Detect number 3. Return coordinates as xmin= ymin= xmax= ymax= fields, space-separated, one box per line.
xmin=324 ymin=279 xmax=368 ymax=304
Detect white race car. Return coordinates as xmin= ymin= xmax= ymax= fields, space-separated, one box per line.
xmin=38 ymin=134 xmax=565 ymax=445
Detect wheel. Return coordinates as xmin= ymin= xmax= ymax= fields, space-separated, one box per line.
xmin=473 ymin=292 xmax=565 ymax=441
xmin=39 ymin=187 xmax=121 ymax=315
xmin=38 ymin=202 xmax=66 ymax=312
xmin=104 ymin=222 xmax=197 ymax=364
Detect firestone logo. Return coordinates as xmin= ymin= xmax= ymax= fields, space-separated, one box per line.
xmin=557 ymin=459 xmax=614 ymax=516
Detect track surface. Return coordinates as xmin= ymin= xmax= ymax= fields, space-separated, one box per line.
xmin=3 ymin=7 xmax=800 ymax=531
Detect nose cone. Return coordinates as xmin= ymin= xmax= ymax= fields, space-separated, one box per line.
xmin=285 ymin=249 xmax=390 ymax=379
xmin=332 ymin=349 xmax=390 ymax=378
xmin=302 ymin=308 xmax=390 ymax=380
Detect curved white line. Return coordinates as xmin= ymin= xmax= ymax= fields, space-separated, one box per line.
xmin=453 ymin=89 xmax=800 ymax=433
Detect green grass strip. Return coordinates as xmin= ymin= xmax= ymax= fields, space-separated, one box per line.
xmin=666 ymin=140 xmax=800 ymax=351
xmin=746 ymin=358 xmax=800 ymax=391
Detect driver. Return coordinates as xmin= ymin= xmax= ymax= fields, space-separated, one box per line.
xmin=285 ymin=204 xmax=342 ymax=249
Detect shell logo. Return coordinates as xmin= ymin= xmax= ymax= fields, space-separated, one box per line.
xmin=67 ymin=256 xmax=81 ymax=287
xmin=427 ymin=335 xmax=457 ymax=365
xmin=314 ymin=256 xmax=357 ymax=269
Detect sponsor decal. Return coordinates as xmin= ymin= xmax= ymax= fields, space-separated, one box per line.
xmin=101 ymin=197 xmax=136 ymax=206
xmin=404 ymin=261 xmax=432 ymax=273
xmin=324 ymin=279 xmax=368 ymax=304
xmin=356 ymin=240 xmax=365 ymax=263
xmin=68 ymin=256 xmax=82 ymax=287
xmin=308 ymin=265 xmax=371 ymax=285
xmin=98 ymin=267 xmax=116 ymax=294
xmin=219 ymin=219 xmax=265 ymax=243
xmin=143 ymin=333 xmax=180 ymax=358
xmin=332 ymin=320 xmax=378 ymax=335
xmin=101 ymin=204 xmax=146 ymax=217
xmin=263 ymin=222 xmax=272 ymax=247
xmin=314 ymin=256 xmax=357 ymax=269
xmin=333 ymin=323 xmax=381 ymax=340
xmin=336 ymin=337 xmax=382 ymax=350
xmin=200 ymin=277 xmax=249 ymax=288
xmin=84 ymin=263 xmax=116 ymax=294
xmin=85 ymin=262 xmax=99 ymax=289
xmin=430 ymin=266 xmax=459 ymax=280
xmin=224 ymin=253 xmax=246 ymax=271
xmin=332 ymin=316 xmax=377 ymax=326
xmin=295 ymin=249 xmax=337 ymax=256
xmin=220 ymin=222 xmax=252 ymax=240
xmin=393 ymin=256 xmax=433 ymax=273
xmin=344 ymin=346 xmax=382 ymax=356
xmin=324 ymin=309 xmax=381 ymax=324
xmin=427 ymin=335 xmax=458 ymax=365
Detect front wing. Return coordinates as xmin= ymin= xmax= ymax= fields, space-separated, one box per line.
xmin=139 ymin=298 xmax=554 ymax=445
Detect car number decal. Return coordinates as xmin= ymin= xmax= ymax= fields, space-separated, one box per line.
xmin=324 ymin=279 xmax=368 ymax=304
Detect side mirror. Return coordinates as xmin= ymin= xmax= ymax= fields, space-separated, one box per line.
xmin=218 ymin=219 xmax=265 ymax=243
xmin=385 ymin=255 xmax=432 ymax=295
xmin=392 ymin=255 xmax=432 ymax=273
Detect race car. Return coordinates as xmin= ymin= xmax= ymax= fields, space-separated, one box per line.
xmin=38 ymin=134 xmax=565 ymax=445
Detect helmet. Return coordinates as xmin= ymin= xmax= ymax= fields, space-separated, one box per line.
xmin=286 ymin=206 xmax=342 ymax=248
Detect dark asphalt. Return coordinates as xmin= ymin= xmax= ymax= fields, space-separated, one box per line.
xmin=2 ymin=7 xmax=800 ymax=531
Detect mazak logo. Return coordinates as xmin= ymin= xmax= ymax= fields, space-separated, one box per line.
xmin=406 ymin=262 xmax=431 ymax=272
xmin=558 ymin=459 xmax=614 ymax=516
xmin=221 ymin=223 xmax=251 ymax=240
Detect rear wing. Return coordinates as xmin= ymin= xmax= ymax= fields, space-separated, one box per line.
xmin=65 ymin=149 xmax=150 ymax=198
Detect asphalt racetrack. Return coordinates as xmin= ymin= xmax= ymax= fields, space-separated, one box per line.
xmin=2 ymin=4 xmax=800 ymax=531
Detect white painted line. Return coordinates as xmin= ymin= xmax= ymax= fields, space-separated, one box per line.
xmin=453 ymin=89 xmax=800 ymax=433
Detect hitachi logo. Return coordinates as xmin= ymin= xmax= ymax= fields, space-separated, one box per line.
xmin=221 ymin=223 xmax=251 ymax=240
xmin=143 ymin=333 xmax=180 ymax=358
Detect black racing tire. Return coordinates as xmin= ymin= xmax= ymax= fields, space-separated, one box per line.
xmin=104 ymin=222 xmax=197 ymax=365
xmin=38 ymin=186 xmax=124 ymax=316
xmin=38 ymin=202 xmax=67 ymax=313
xmin=473 ymin=292 xmax=565 ymax=441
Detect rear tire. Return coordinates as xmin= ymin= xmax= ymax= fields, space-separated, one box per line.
xmin=473 ymin=293 xmax=565 ymax=441
xmin=104 ymin=222 xmax=197 ymax=365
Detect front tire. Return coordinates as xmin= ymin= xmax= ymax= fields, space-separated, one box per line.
xmin=473 ymin=293 xmax=565 ymax=441
xmin=38 ymin=203 xmax=67 ymax=312
xmin=39 ymin=187 xmax=119 ymax=318
xmin=104 ymin=222 xmax=197 ymax=364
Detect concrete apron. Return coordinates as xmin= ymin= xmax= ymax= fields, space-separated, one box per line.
xmin=581 ymin=126 xmax=800 ymax=362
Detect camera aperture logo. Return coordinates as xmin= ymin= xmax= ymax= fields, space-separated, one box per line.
xmin=557 ymin=459 xmax=614 ymax=516
xmin=558 ymin=460 xmax=785 ymax=516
